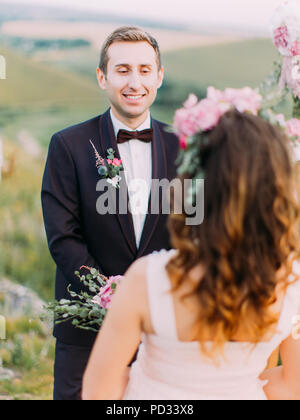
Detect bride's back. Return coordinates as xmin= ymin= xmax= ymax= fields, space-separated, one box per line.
xmin=142 ymin=255 xmax=289 ymax=344
xmin=124 ymin=249 xmax=300 ymax=400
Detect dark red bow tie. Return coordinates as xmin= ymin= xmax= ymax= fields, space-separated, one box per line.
xmin=117 ymin=129 xmax=153 ymax=144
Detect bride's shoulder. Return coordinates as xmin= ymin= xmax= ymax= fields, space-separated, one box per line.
xmin=123 ymin=250 xmax=177 ymax=290
xmin=126 ymin=249 xmax=175 ymax=275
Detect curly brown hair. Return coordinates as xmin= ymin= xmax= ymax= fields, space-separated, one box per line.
xmin=166 ymin=110 xmax=300 ymax=358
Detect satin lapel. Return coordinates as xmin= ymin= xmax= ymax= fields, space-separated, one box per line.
xmin=137 ymin=119 xmax=167 ymax=257
xmin=98 ymin=110 xmax=137 ymax=257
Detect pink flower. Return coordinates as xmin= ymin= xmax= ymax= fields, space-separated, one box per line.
xmin=193 ymin=98 xmax=222 ymax=132
xmin=279 ymin=56 xmax=300 ymax=99
xmin=179 ymin=136 xmax=188 ymax=150
xmin=224 ymin=87 xmax=262 ymax=115
xmin=112 ymin=158 xmax=122 ymax=167
xmin=107 ymin=159 xmax=112 ymax=165
xmin=207 ymin=86 xmax=227 ymax=103
xmin=276 ymin=114 xmax=287 ymax=128
xmin=92 ymin=275 xmax=123 ymax=310
xmin=286 ymin=118 xmax=300 ymax=142
xmin=290 ymin=40 xmax=300 ymax=56
xmin=174 ymin=107 xmax=200 ymax=138
xmin=273 ymin=26 xmax=290 ymax=54
xmin=173 ymin=86 xmax=262 ymax=144
xmin=184 ymin=94 xmax=198 ymax=109
xmin=207 ymin=87 xmax=231 ymax=113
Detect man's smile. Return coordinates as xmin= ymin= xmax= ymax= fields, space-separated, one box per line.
xmin=122 ymin=94 xmax=146 ymax=101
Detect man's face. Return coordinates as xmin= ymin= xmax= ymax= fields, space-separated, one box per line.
xmin=97 ymin=41 xmax=164 ymax=121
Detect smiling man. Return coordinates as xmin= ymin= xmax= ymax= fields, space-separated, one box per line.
xmin=41 ymin=26 xmax=179 ymax=400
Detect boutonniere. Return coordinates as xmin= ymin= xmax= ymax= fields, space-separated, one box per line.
xmin=89 ymin=140 xmax=124 ymax=189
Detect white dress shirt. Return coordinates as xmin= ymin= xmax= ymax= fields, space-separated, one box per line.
xmin=110 ymin=110 xmax=152 ymax=248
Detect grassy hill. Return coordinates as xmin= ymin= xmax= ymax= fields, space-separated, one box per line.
xmin=27 ymin=38 xmax=280 ymax=124
xmin=34 ymin=38 xmax=279 ymax=90
xmin=0 ymin=46 xmax=102 ymax=108
xmin=163 ymin=39 xmax=279 ymax=89
xmin=0 ymin=46 xmax=107 ymax=147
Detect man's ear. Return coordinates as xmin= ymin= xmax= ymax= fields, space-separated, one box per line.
xmin=96 ymin=68 xmax=107 ymax=90
xmin=157 ymin=66 xmax=164 ymax=89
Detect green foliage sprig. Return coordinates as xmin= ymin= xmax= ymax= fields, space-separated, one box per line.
xmin=44 ymin=268 xmax=109 ymax=333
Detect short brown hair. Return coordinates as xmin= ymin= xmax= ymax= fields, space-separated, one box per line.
xmin=99 ymin=26 xmax=162 ymax=74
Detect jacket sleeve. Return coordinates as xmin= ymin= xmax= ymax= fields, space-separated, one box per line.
xmin=41 ymin=132 xmax=103 ymax=288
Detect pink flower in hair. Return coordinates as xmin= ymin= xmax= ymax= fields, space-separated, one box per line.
xmin=207 ymin=87 xmax=231 ymax=113
xmin=206 ymin=87 xmax=226 ymax=102
xmin=193 ymin=98 xmax=222 ymax=132
xmin=179 ymin=136 xmax=188 ymax=150
xmin=225 ymin=87 xmax=262 ymax=115
xmin=174 ymin=107 xmax=199 ymax=138
xmin=286 ymin=118 xmax=300 ymax=142
xmin=276 ymin=114 xmax=287 ymax=128
xmin=184 ymin=94 xmax=198 ymax=109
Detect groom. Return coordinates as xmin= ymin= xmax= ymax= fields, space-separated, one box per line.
xmin=41 ymin=26 xmax=179 ymax=400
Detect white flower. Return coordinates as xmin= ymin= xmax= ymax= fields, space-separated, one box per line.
xmin=107 ymin=175 xmax=122 ymax=189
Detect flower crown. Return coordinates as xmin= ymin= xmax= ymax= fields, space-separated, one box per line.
xmin=173 ymin=86 xmax=300 ymax=175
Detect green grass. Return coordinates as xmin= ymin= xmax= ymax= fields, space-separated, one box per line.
xmin=0 ymin=45 xmax=108 ymax=150
xmin=0 ymin=140 xmax=55 ymax=301
xmin=163 ymin=39 xmax=279 ymax=89
xmin=0 ymin=317 xmax=55 ymax=400
xmin=0 ymin=46 xmax=102 ymax=108
xmin=0 ymin=105 xmax=106 ymax=149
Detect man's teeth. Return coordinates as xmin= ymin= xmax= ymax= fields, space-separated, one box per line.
xmin=125 ymin=95 xmax=143 ymax=100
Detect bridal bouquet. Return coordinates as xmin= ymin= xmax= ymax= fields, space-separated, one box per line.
xmin=45 ymin=267 xmax=123 ymax=332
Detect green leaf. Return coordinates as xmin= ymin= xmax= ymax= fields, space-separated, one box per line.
xmin=59 ymin=299 xmax=71 ymax=305
xmin=89 ymin=308 xmax=102 ymax=318
xmin=68 ymin=305 xmax=79 ymax=316
xmin=79 ymin=308 xmax=90 ymax=319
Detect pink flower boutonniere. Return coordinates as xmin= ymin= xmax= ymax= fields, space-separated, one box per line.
xmin=90 ymin=140 xmax=124 ymax=189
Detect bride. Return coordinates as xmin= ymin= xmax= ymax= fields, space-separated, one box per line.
xmin=82 ymin=105 xmax=300 ymax=400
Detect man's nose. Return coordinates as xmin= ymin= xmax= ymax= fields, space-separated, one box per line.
xmin=127 ymin=72 xmax=142 ymax=90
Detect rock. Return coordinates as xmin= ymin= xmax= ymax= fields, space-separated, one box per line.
xmin=0 ymin=367 xmax=16 ymax=382
xmin=0 ymin=278 xmax=46 ymax=319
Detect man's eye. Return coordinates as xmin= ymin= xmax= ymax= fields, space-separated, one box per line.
xmin=118 ymin=70 xmax=128 ymax=74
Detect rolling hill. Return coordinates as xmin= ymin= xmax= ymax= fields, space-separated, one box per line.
xmin=0 ymin=46 xmax=102 ymax=108
xmin=0 ymin=46 xmax=107 ymax=148
xmin=163 ymin=38 xmax=279 ymax=89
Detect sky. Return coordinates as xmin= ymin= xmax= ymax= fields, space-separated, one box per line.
xmin=0 ymin=0 xmax=284 ymax=30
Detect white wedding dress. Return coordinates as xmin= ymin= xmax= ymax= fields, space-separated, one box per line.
xmin=123 ymin=249 xmax=300 ymax=400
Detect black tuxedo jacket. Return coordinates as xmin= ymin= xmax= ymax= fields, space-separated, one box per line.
xmin=41 ymin=109 xmax=179 ymax=347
